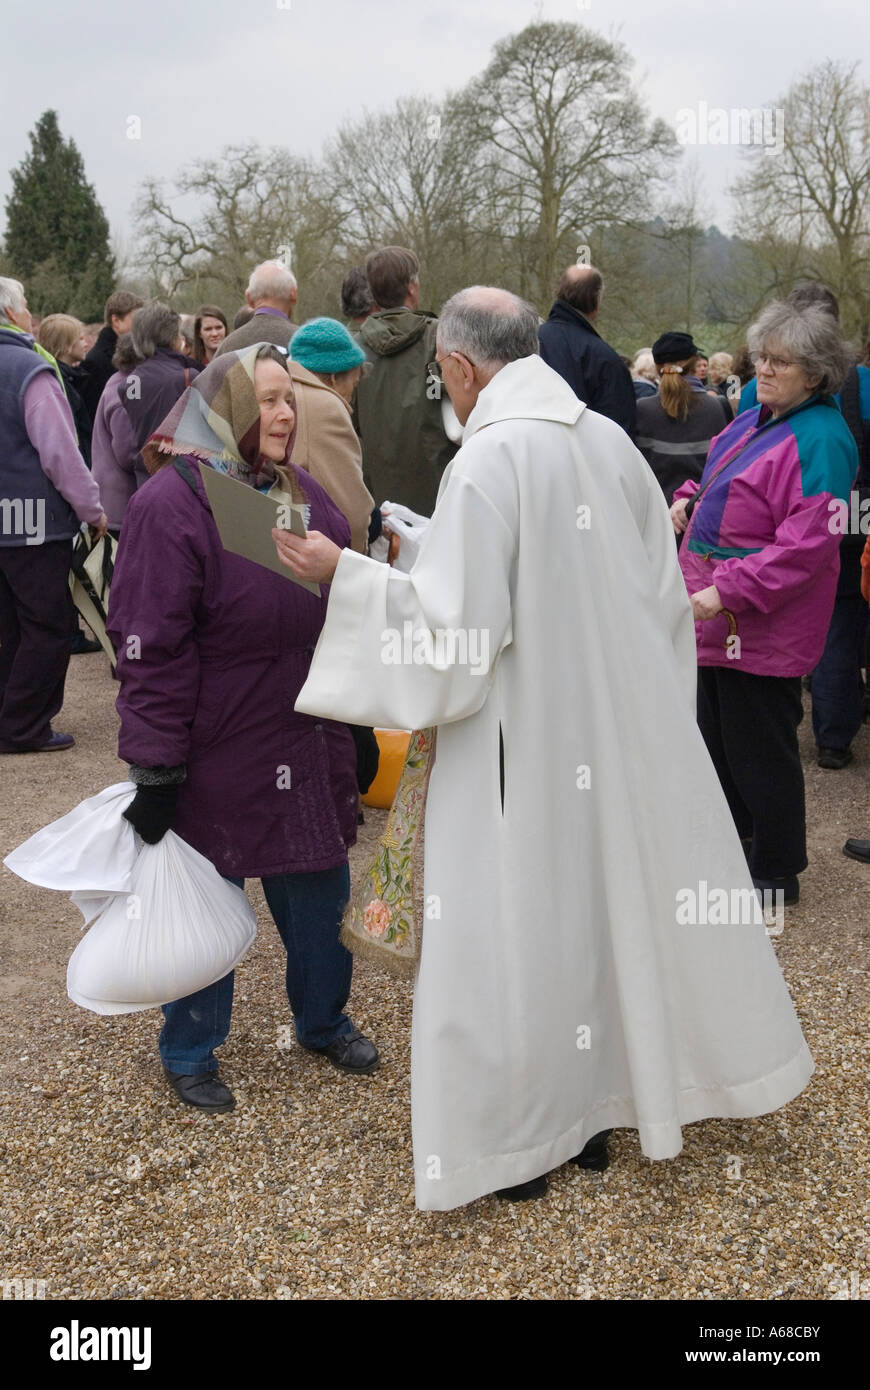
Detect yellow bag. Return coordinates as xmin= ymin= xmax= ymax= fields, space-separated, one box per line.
xmin=361 ymin=729 xmax=411 ymax=809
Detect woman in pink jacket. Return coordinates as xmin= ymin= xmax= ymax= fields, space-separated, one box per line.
xmin=671 ymin=301 xmax=857 ymax=905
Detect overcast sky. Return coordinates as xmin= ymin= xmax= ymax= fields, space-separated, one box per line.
xmin=2 ymin=0 xmax=867 ymax=265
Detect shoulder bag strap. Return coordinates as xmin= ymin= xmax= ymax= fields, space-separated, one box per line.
xmin=172 ymin=457 xmax=200 ymax=494
xmin=685 ymin=437 xmax=754 ymax=520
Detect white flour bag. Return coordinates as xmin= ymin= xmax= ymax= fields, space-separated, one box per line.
xmin=5 ymin=783 xmax=257 ymax=1015
xmin=3 ymin=782 xmax=138 ymax=892
xmin=66 ymin=832 xmax=257 ymax=1014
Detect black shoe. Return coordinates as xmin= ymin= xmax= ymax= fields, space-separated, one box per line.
xmin=164 ymin=1068 xmax=235 ymax=1112
xmin=752 ymin=875 xmax=799 ymax=906
xmin=304 ymin=1028 xmax=380 ymax=1074
xmin=817 ymin=746 xmax=853 ymax=770
xmin=496 ymin=1174 xmax=548 ymax=1201
xmin=570 ymin=1129 xmax=613 ymax=1171
xmin=0 ymin=731 xmax=75 ymax=754
xmin=71 ymin=633 xmax=102 ymax=654
xmin=843 ymin=838 xmax=870 ymax=865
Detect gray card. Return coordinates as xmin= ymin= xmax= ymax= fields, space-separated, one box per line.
xmin=198 ymin=463 xmax=321 ymax=595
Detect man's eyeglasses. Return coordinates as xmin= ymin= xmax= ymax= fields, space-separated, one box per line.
xmin=427 ymin=354 xmax=453 ymax=383
xmin=751 ymin=351 xmax=796 ymax=373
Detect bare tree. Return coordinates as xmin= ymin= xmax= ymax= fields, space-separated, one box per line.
xmin=458 ymin=20 xmax=678 ymax=308
xmin=134 ymin=143 xmax=347 ymax=315
xmin=325 ymin=94 xmax=509 ymax=308
xmin=732 ymin=60 xmax=870 ymax=338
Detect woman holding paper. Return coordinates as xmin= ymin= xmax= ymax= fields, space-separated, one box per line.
xmin=106 ymin=343 xmax=379 ymax=1114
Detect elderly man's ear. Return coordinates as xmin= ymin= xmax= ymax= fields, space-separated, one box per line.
xmin=454 ymin=352 xmax=477 ymax=392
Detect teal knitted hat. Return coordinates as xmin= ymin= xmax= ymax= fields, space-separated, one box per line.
xmin=290 ymin=317 xmax=367 ymax=375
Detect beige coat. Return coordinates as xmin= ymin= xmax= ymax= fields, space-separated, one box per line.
xmin=288 ymin=360 xmax=373 ymax=553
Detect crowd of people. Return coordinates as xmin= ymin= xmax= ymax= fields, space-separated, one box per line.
xmin=1 ymin=245 xmax=869 ymax=1211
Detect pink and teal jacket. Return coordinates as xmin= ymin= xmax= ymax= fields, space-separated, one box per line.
xmin=675 ymin=395 xmax=858 ymax=676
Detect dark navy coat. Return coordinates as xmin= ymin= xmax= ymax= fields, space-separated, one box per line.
xmin=538 ymin=301 xmax=636 ymax=440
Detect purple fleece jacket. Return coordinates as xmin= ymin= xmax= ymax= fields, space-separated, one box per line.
xmin=24 ymin=373 xmax=103 ymax=525
xmin=90 ymin=370 xmax=137 ymax=529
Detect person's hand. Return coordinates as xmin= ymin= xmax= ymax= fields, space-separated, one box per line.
xmin=89 ymin=513 xmax=108 ymax=542
xmin=123 ymin=784 xmax=179 ymax=844
xmin=690 ymin=585 xmax=724 ymax=621
xmin=272 ymin=528 xmax=342 ymax=584
xmin=670 ymin=498 xmax=690 ymax=534
xmin=380 ymin=509 xmax=403 ymax=565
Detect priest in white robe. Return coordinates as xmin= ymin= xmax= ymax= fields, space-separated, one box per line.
xmin=274 ymin=286 xmax=814 ymax=1212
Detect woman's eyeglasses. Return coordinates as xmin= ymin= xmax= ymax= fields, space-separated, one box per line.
xmin=751 ymin=351 xmax=796 ymax=373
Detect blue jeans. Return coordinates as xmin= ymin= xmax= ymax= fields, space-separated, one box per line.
xmin=810 ymin=593 xmax=870 ymax=751
xmin=159 ymin=863 xmax=353 ymax=1075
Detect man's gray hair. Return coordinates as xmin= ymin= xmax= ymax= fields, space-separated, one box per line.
xmin=438 ymin=287 xmax=540 ymax=370
xmin=247 ymin=260 xmax=298 ymax=304
xmin=130 ymin=301 xmax=181 ymax=359
xmin=0 ymin=277 xmax=26 ymax=319
xmin=747 ymin=301 xmax=854 ymax=396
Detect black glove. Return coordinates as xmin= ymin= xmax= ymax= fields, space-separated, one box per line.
xmin=349 ymin=725 xmax=380 ymax=795
xmin=123 ymin=783 xmax=180 ymax=844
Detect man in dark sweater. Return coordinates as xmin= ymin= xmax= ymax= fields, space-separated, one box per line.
xmin=79 ymin=290 xmax=143 ymax=420
xmin=538 ymin=266 xmax=636 ymax=438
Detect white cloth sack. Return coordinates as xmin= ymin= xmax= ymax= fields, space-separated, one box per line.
xmin=3 ymin=782 xmax=139 ymax=892
xmin=4 ymin=782 xmax=257 ymax=1015
xmin=66 ymin=833 xmax=256 ymax=1014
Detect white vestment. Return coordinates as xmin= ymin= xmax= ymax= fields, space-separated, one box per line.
xmin=296 ymin=355 xmax=814 ymax=1211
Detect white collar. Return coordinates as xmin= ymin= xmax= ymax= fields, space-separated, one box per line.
xmin=462 ymin=355 xmax=585 ymax=442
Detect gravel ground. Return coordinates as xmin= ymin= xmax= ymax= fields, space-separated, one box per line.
xmin=0 ymin=650 xmax=868 ymax=1301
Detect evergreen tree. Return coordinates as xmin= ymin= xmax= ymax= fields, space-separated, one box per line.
xmin=4 ymin=110 xmax=115 ymax=318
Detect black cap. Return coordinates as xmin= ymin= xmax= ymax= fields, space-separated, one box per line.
xmin=652 ymin=332 xmax=699 ymax=365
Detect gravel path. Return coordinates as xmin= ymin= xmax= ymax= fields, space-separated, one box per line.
xmin=0 ymin=651 xmax=867 ymax=1300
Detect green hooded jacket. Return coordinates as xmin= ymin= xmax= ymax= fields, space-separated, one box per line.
xmin=354 ymin=307 xmax=457 ymax=516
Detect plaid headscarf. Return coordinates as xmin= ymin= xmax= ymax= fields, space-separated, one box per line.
xmin=142 ymin=343 xmax=299 ymax=490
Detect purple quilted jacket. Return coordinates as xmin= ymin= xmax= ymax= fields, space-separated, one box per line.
xmin=106 ymin=457 xmax=358 ymax=877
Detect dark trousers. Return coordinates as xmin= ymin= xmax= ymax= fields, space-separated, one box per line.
xmin=0 ymin=540 xmax=73 ymax=748
xmin=159 ymin=863 xmax=353 ymax=1075
xmin=810 ymin=592 xmax=870 ymax=751
xmin=697 ymin=665 xmax=807 ymax=879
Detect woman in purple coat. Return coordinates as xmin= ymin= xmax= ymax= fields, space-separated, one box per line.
xmin=106 ymin=343 xmax=379 ymax=1113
